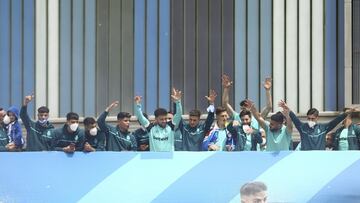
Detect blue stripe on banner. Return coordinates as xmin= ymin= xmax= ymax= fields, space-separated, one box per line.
xmin=78 ymin=152 xmax=216 ymax=203
xmin=146 ymin=0 xmax=158 ymax=114
xmin=23 ymin=0 xmax=35 ymax=118
xmin=84 ymin=0 xmax=96 ymax=116
xmin=134 ymin=0 xmax=146 ymax=102
xmin=337 ymin=0 xmax=345 ymax=110
xmin=0 ymin=0 xmax=11 ymax=108
xmin=247 ymin=0 xmax=260 ymax=109
xmin=229 ymin=152 xmax=360 ymax=203
xmin=309 ymin=159 xmax=360 ymax=202
xmin=158 ymin=0 xmax=170 ymax=110
xmin=325 ymin=0 xmax=337 ymax=111
xmin=234 ymin=0 xmax=247 ymax=113
xmin=72 ymin=0 xmax=84 ymax=115
xmin=154 ymin=152 xmax=290 ymax=202
xmin=0 ymin=152 xmax=137 ymax=203
xmin=10 ymin=0 xmax=22 ymax=107
xmin=260 ymin=0 xmax=272 ymax=110
xmin=60 ymin=0 xmax=72 ymax=116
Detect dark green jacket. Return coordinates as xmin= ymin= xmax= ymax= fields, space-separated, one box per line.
xmin=97 ymin=111 xmax=137 ymax=151
xmin=333 ymin=123 xmax=360 ymax=150
xmin=84 ymin=129 xmax=106 ymax=151
xmin=0 ymin=126 xmax=9 ymax=151
xmin=49 ymin=125 xmax=85 ymax=151
xmin=20 ymin=105 xmax=54 ymax=151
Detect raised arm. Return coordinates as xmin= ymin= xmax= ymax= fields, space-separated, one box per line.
xmin=20 ymin=93 xmax=35 ymax=129
xmin=97 ymin=101 xmax=119 ymax=133
xmin=171 ymin=88 xmax=183 ymax=128
xmin=246 ymin=100 xmax=267 ymax=130
xmin=325 ymin=108 xmax=356 ymax=133
xmin=260 ymin=77 xmax=272 ymax=118
xmin=278 ymin=100 xmax=293 ymax=134
xmin=203 ymin=89 xmax=216 ymax=132
xmin=221 ymin=74 xmax=236 ymax=116
xmin=134 ymin=96 xmax=150 ymax=128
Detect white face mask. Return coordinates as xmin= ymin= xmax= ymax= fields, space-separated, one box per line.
xmin=69 ymin=123 xmax=79 ymax=132
xmin=308 ymin=121 xmax=316 ymax=128
xmin=89 ymin=127 xmax=98 ymax=136
xmin=242 ymin=125 xmax=251 ymax=134
xmin=38 ymin=119 xmax=48 ymax=125
xmin=3 ymin=115 xmax=10 ymax=125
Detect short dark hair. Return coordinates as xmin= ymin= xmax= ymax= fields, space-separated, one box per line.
xmin=271 ymin=111 xmax=284 ymax=123
xmin=216 ymin=106 xmax=227 ymax=116
xmin=240 ymin=110 xmax=251 ymax=118
xmin=66 ymin=112 xmax=79 ymax=121
xmin=83 ymin=117 xmax=96 ymax=126
xmin=154 ymin=108 xmax=168 ymax=117
xmin=117 ymin=112 xmax=131 ymax=120
xmin=37 ymin=106 xmax=49 ymax=114
xmin=240 ymin=181 xmax=267 ymax=197
xmin=307 ymin=108 xmax=319 ymax=117
xmin=0 ymin=108 xmax=3 ymax=111
xmin=189 ymin=109 xmax=201 ymax=117
xmin=239 ymin=100 xmax=247 ymax=107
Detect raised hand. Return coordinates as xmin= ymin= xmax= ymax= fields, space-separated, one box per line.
xmin=205 ymin=89 xmax=217 ymax=104
xmin=221 ymin=74 xmax=233 ymax=88
xmin=278 ymin=100 xmax=289 ymax=111
xmin=243 ymin=99 xmax=254 ymax=110
xmin=134 ymin=96 xmax=142 ymax=105
xmin=171 ymin=88 xmax=182 ymax=102
xmin=106 ymin=101 xmax=119 ymax=112
xmin=263 ymin=77 xmax=272 ymax=90
xmin=24 ymin=93 xmax=35 ymax=105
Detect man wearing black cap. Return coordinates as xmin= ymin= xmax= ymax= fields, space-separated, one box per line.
xmin=246 ymin=100 xmax=293 ymax=151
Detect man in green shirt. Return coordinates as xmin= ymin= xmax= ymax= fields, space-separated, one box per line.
xmin=134 ymin=88 xmax=182 ymax=152
xmin=97 ymin=101 xmax=137 ymax=151
xmin=0 ymin=108 xmax=11 ymax=151
xmin=20 ymin=94 xmax=54 ymax=151
xmin=83 ymin=117 xmax=106 ymax=152
xmin=247 ymin=99 xmax=293 ymax=151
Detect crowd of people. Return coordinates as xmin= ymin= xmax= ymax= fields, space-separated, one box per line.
xmin=0 ymin=74 xmax=359 ymax=152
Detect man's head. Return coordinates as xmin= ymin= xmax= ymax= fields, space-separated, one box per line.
xmin=167 ymin=111 xmax=174 ymax=122
xmin=117 ymin=112 xmax=132 ymax=132
xmin=240 ymin=100 xmax=248 ymax=111
xmin=66 ymin=112 xmax=79 ymax=132
xmin=240 ymin=181 xmax=268 ymax=203
xmin=7 ymin=106 xmax=19 ymax=123
xmin=189 ymin=109 xmax=201 ymax=128
xmin=37 ymin=106 xmax=49 ymax=124
xmin=306 ymin=108 xmax=319 ymax=122
xmin=240 ymin=110 xmax=252 ymax=126
xmin=154 ymin=108 xmax=168 ymax=128
xmin=216 ymin=106 xmax=228 ymax=127
xmin=269 ymin=112 xmax=284 ymax=132
xmin=83 ymin=117 xmax=97 ymax=136
xmin=0 ymin=108 xmax=5 ymax=124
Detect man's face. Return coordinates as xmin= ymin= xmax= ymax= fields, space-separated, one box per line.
xmin=67 ymin=119 xmax=79 ymax=126
xmin=241 ymin=191 xmax=268 ymax=203
xmin=156 ymin=115 xmax=168 ymax=128
xmin=241 ymin=115 xmax=251 ymax=126
xmin=167 ymin=113 xmax=174 ymax=122
xmin=85 ymin=123 xmax=97 ymax=132
xmin=307 ymin=114 xmax=318 ymax=122
xmin=269 ymin=120 xmax=282 ymax=132
xmin=189 ymin=116 xmax=200 ymax=128
xmin=118 ymin=117 xmax=130 ymax=132
xmin=0 ymin=110 xmax=6 ymax=123
xmin=217 ymin=111 xmax=229 ymax=127
xmin=8 ymin=112 xmax=16 ymax=123
xmin=37 ymin=112 xmax=49 ymax=122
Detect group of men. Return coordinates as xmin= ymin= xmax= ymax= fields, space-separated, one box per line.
xmin=0 ymin=74 xmax=359 ymax=152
